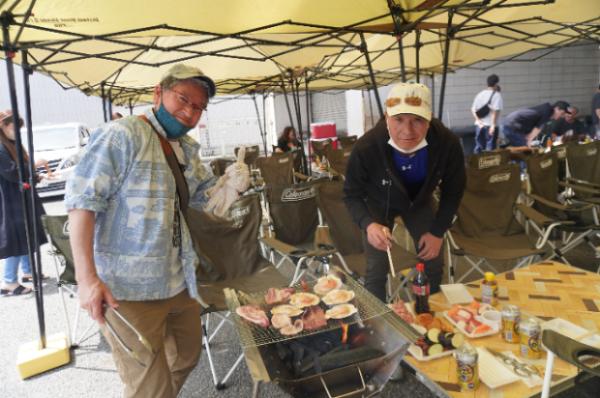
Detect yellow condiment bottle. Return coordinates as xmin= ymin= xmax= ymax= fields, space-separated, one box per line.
xmin=481 ymin=272 xmax=498 ymax=305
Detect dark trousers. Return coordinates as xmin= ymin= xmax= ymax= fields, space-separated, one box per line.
xmin=474 ymin=125 xmax=498 ymax=153
xmin=363 ymin=205 xmax=443 ymax=302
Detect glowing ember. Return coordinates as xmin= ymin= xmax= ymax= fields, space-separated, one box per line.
xmin=341 ymin=323 xmax=349 ymax=344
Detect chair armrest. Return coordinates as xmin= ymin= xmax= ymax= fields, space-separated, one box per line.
xmin=260 ymin=236 xmax=302 ymax=256
xmin=566 ymin=177 xmax=600 ymax=189
xmin=526 ymin=193 xmax=569 ymax=211
xmin=516 ymin=203 xmax=556 ymax=227
xmin=294 ymin=171 xmax=311 ymax=181
xmin=560 ymin=180 xmax=600 ymax=196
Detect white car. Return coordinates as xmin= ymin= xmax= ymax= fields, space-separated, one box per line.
xmin=23 ymin=123 xmax=90 ymax=198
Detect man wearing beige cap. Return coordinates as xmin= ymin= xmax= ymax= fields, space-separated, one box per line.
xmin=344 ymin=82 xmax=466 ymax=301
xmin=65 ymin=64 xmax=246 ymax=397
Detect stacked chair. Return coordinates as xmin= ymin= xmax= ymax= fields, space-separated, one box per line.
xmin=447 ymin=151 xmax=544 ymax=283
xmin=315 ymin=179 xmax=417 ymax=301
xmin=520 ymin=151 xmax=599 ymax=265
xmin=42 ymin=215 xmax=96 ymax=348
xmin=189 ymin=194 xmax=288 ymax=389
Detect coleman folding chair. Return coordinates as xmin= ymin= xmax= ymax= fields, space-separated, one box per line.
xmin=256 ymin=151 xmax=309 ymax=186
xmin=315 ymin=180 xmax=418 ymax=301
xmin=311 ymin=138 xmax=333 ymax=162
xmin=259 ymin=179 xmax=342 ymax=284
xmin=447 ymin=161 xmax=545 ymax=283
xmin=41 ymin=214 xmax=96 ymax=348
xmin=187 ymin=194 xmax=288 ymax=390
xmin=564 ymin=141 xmax=600 ymax=207
xmin=337 ymin=135 xmax=357 ymax=150
xmin=519 ymin=152 xmax=599 ymax=265
xmin=323 ymin=145 xmax=353 ymax=179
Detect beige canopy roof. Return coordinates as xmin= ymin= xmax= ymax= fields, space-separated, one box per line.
xmin=1 ymin=0 xmax=598 ymax=103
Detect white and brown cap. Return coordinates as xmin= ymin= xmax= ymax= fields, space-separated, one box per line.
xmin=385 ymin=82 xmax=432 ymax=121
xmin=160 ymin=64 xmax=216 ymax=98
xmin=0 ymin=109 xmax=13 ymax=123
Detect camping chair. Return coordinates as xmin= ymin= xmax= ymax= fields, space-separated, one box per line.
xmin=234 ymin=145 xmax=260 ymax=169
xmin=210 ymin=158 xmax=235 ymax=177
xmin=256 ymin=152 xmax=309 ymax=186
xmin=315 ymin=180 xmax=418 ymax=301
xmin=188 ymin=194 xmax=288 ymax=390
xmin=41 ymin=214 xmax=96 ymax=348
xmin=311 ymin=138 xmax=333 ymax=162
xmin=541 ymin=329 xmax=600 ymax=398
xmin=337 ymin=135 xmax=357 ymax=150
xmin=520 ymin=152 xmax=599 ymax=264
xmin=260 ymin=179 xmax=341 ymax=284
xmin=564 ymin=141 xmax=600 ymax=206
xmin=323 ymin=145 xmax=353 ymax=179
xmin=447 ymin=161 xmax=545 ymax=283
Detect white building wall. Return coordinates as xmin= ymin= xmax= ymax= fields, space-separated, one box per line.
xmin=431 ymin=43 xmax=600 ymax=129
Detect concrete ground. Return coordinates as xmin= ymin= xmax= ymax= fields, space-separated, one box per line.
xmin=0 ymin=198 xmax=596 ymax=398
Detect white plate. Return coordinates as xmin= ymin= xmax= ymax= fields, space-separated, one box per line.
xmin=542 ymin=318 xmax=590 ymax=340
xmin=443 ymin=311 xmax=499 ymax=339
xmin=440 ymin=284 xmax=474 ymax=304
xmin=408 ymin=344 xmax=454 ymax=362
xmin=477 ymin=347 xmax=520 ymax=389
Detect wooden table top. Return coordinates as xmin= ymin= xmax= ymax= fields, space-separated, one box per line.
xmin=404 ymin=261 xmax=600 ymax=398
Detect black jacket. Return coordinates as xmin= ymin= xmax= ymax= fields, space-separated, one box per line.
xmin=343 ymin=117 xmax=466 ymax=237
xmin=0 ymin=144 xmax=47 ymax=259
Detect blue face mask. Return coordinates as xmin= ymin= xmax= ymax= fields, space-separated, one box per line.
xmin=155 ymin=102 xmax=192 ymax=139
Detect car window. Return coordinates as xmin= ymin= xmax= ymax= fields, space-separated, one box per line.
xmin=23 ymin=126 xmax=79 ymax=151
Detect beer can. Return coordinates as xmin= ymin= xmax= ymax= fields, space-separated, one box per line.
xmin=519 ymin=317 xmax=542 ymax=359
xmin=455 ymin=344 xmax=479 ymax=391
xmin=501 ymin=305 xmax=521 ymax=343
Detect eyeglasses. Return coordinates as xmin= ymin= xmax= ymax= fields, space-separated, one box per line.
xmin=168 ymin=89 xmax=208 ymax=113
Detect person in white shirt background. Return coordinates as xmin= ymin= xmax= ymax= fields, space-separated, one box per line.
xmin=471 ymin=74 xmax=503 ymax=153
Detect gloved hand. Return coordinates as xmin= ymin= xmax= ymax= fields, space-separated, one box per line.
xmin=205 ymin=147 xmax=250 ymax=217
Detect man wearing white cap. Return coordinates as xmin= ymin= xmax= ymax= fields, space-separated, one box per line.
xmin=65 ymin=64 xmax=248 ymax=397
xmin=344 ymin=82 xmax=466 ymax=301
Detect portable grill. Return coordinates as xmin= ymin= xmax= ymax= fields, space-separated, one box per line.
xmin=224 ymin=268 xmax=419 ymax=398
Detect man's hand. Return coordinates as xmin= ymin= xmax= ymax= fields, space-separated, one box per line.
xmin=366 ymin=222 xmax=392 ymax=251
xmin=488 ymin=125 xmax=496 ymax=136
xmin=78 ymin=275 xmax=118 ymax=324
xmin=418 ymin=233 xmax=443 ymax=261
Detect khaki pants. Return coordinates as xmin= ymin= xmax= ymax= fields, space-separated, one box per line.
xmin=102 ymin=290 xmax=202 ymax=398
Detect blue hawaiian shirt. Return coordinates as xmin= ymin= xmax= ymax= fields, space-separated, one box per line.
xmin=64 ymin=109 xmax=215 ymax=301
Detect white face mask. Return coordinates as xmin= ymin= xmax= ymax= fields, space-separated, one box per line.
xmin=387 ymin=136 xmax=428 ymax=154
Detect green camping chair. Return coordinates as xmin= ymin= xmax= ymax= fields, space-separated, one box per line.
xmin=188 ymin=194 xmax=288 ymax=390
xmin=315 ymin=180 xmax=417 ymax=301
xmin=520 ymin=152 xmax=599 ymax=265
xmin=260 ymin=179 xmax=342 ymax=284
xmin=447 ymin=161 xmax=544 ymax=282
xmin=42 ymin=214 xmax=97 ymax=348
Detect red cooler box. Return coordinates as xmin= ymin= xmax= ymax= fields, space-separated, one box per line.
xmin=310 ymin=122 xmax=338 ymax=149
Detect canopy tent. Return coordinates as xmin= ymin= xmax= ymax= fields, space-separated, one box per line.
xmin=2 ymin=0 xmax=598 ymax=105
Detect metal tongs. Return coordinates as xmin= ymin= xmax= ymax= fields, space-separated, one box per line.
xmin=104 ymin=305 xmax=155 ymax=367
xmin=487 ymin=348 xmax=541 ymax=377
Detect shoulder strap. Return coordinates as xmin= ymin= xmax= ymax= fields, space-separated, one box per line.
xmin=138 ymin=115 xmax=189 ymax=210
xmin=487 ymin=90 xmax=496 ymax=105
